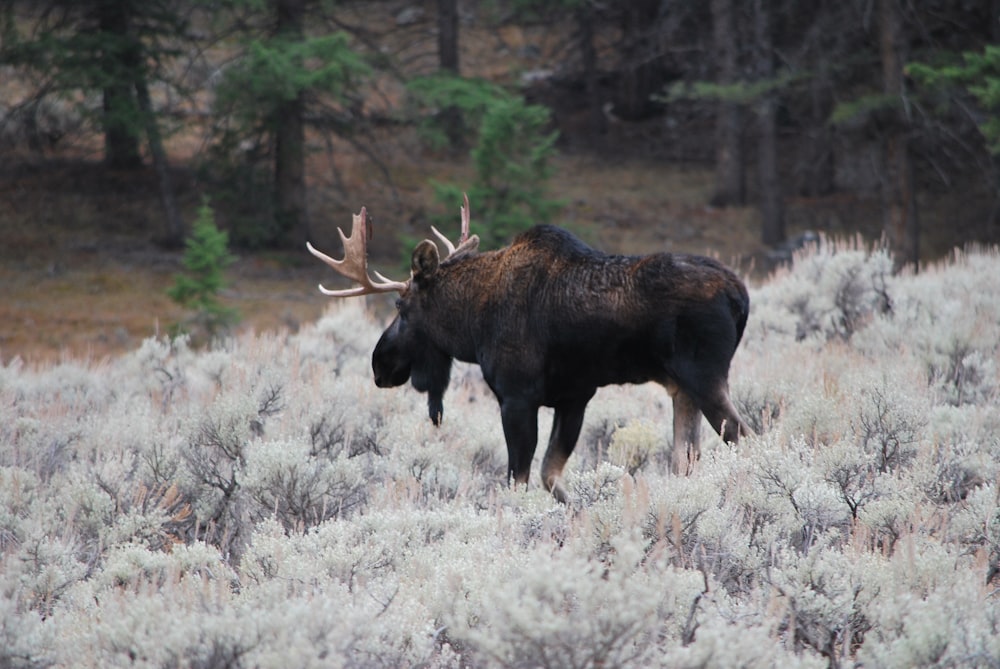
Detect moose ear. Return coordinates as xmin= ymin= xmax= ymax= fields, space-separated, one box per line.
xmin=455 ymin=234 xmax=480 ymax=256
xmin=411 ymin=240 xmax=440 ymax=283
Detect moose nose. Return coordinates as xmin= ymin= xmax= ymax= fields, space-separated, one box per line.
xmin=373 ymin=363 xmax=410 ymax=388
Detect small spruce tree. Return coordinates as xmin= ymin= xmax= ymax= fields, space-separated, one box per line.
xmin=168 ymin=200 xmax=239 ymax=339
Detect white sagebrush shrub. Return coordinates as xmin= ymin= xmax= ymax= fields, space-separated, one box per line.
xmin=851 ymin=249 xmax=1000 ymax=407
xmin=763 ymin=532 xmax=878 ymax=661
xmin=749 ymin=238 xmax=893 ymax=343
xmin=742 ymin=433 xmax=853 ymax=549
xmin=0 ymin=244 xmax=998 ymax=667
xmin=240 ymin=509 xmax=505 ymax=667
xmin=241 ymin=517 xmax=394 ymax=589
xmin=849 ymin=367 xmax=929 ymax=473
xmin=3 ymin=411 xmax=83 ymax=483
xmin=7 ymin=532 xmax=88 ymax=619
xmin=299 ymin=301 xmax=385 ymax=376
xmin=242 ymin=436 xmax=368 ymax=528
xmin=123 ymin=334 xmax=198 ymax=409
xmin=608 ymin=418 xmax=661 ymax=474
xmin=858 ymin=549 xmax=1000 ymax=667
xmin=0 ymin=570 xmax=56 ymax=669
xmin=94 ymin=541 xmax=230 ymax=591
xmin=450 ymin=533 xmax=706 ymax=668
xmin=242 ymin=580 xmax=445 ymax=669
xmin=949 ymin=483 xmax=1000 ymax=557
xmin=576 ymin=384 xmax=671 ymax=469
xmin=0 ymin=466 xmax=42 ymax=551
xmin=665 ymin=607 xmax=828 ymax=669
xmin=58 ymin=575 xmax=252 ymax=669
xmin=665 ymin=449 xmax=771 ymax=591
xmin=644 ymin=468 xmax=726 ymax=557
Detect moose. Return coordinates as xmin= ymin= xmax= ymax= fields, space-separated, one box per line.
xmin=307 ymin=198 xmax=751 ymax=502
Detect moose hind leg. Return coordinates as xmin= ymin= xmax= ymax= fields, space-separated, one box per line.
xmin=700 ymin=384 xmax=752 ymax=444
xmin=669 ymin=386 xmax=702 ymax=476
xmin=541 ymin=399 xmax=589 ymax=504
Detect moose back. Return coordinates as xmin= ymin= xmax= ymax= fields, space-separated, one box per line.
xmin=308 ymin=202 xmax=751 ymax=502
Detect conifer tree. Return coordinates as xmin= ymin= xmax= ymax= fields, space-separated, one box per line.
xmin=207 ymin=0 xmax=368 ymax=249
xmin=168 ymin=200 xmax=239 ymax=339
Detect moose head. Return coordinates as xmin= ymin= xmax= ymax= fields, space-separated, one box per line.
xmin=307 ymin=195 xmax=478 ymax=427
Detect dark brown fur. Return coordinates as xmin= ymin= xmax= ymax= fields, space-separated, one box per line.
xmin=373 ymin=224 xmax=751 ymax=501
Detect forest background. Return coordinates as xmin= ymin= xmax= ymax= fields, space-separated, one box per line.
xmin=2 ymin=3 xmax=1000 ymax=667
xmin=2 ymin=0 xmax=1000 ymax=360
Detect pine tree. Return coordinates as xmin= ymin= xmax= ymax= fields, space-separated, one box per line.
xmin=168 ymin=200 xmax=239 ymax=339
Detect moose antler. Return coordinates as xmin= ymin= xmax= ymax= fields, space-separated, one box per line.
xmin=306 ymin=207 xmax=409 ymax=297
xmin=431 ymin=193 xmax=479 ymax=258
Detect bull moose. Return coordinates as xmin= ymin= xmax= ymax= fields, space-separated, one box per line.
xmin=307 ymin=197 xmax=751 ymax=502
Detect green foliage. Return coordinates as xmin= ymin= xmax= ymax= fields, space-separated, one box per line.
xmin=408 ymin=75 xmax=563 ymax=247
xmin=909 ymin=45 xmax=1000 ymax=154
xmin=207 ymin=30 xmax=369 ymax=248
xmin=167 ymin=200 xmax=239 ymax=337
xmin=213 ymin=33 xmax=367 ymax=132
xmin=407 ymin=75 xmax=502 ymax=148
xmin=661 ymin=71 xmax=801 ymax=106
xmin=829 ymin=93 xmax=899 ymax=127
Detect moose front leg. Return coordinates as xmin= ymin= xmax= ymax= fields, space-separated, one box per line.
xmin=541 ymin=398 xmax=590 ymax=504
xmin=667 ymin=384 xmax=702 ymax=476
xmin=500 ymin=399 xmax=539 ymax=489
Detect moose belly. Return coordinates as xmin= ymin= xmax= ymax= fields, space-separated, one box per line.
xmin=542 ymin=332 xmax=660 ymax=401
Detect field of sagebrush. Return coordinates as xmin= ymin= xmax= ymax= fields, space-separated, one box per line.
xmin=1 ymin=239 xmax=999 ymax=668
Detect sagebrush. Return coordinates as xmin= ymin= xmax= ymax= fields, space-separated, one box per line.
xmin=1 ymin=240 xmax=999 ymax=668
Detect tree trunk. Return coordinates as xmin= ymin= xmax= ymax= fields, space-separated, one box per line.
xmin=797 ymin=72 xmax=835 ymax=198
xmin=993 ymin=0 xmax=1000 ymax=43
xmin=754 ymin=0 xmax=784 ymax=246
xmin=437 ymin=0 xmax=459 ymax=73
xmin=878 ymin=0 xmax=918 ymax=270
xmin=710 ymin=0 xmax=745 ymax=206
xmin=135 ymin=78 xmax=184 ymax=246
xmin=436 ymin=0 xmax=465 ymax=149
xmin=273 ymin=0 xmax=309 ymax=247
xmin=98 ymin=0 xmax=142 ymax=170
xmin=576 ymin=5 xmax=606 ymax=136
xmin=618 ymin=1 xmax=660 ymax=121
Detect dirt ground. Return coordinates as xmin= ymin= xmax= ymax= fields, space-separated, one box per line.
xmin=0 ymin=149 xmax=751 ymax=364
xmin=1 ymin=130 xmax=997 ymax=365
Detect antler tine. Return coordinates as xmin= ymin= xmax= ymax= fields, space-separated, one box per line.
xmin=306 ymin=207 xmax=409 ymax=297
xmin=460 ymin=192 xmax=470 ymax=243
xmin=431 ymin=192 xmax=479 ymax=258
xmin=430 ymin=226 xmax=457 ymax=256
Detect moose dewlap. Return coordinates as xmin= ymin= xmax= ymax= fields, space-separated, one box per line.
xmin=308 ymin=198 xmax=751 ymax=502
